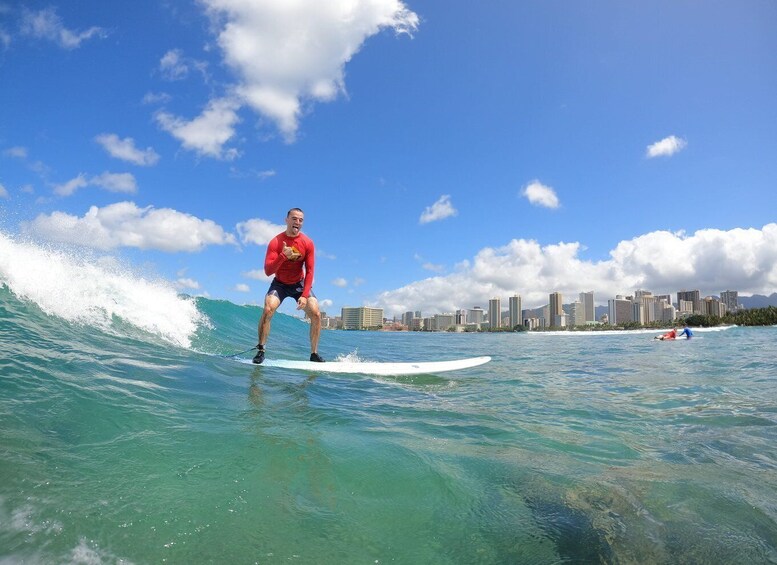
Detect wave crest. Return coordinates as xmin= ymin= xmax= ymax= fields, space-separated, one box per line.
xmin=0 ymin=231 xmax=204 ymax=348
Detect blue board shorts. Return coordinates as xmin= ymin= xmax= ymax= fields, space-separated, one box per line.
xmin=267 ymin=278 xmax=315 ymax=303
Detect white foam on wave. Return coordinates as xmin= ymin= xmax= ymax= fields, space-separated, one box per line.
xmin=0 ymin=231 xmax=204 ymax=348
xmin=334 ymin=349 xmax=368 ymax=363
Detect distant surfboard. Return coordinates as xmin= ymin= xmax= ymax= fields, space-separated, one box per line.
xmin=237 ymin=356 xmax=491 ymax=376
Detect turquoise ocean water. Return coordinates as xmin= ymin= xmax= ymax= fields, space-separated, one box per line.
xmin=2 ymin=233 xmax=777 ymax=564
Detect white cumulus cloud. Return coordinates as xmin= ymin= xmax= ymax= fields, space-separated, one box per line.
xmin=420 ymin=194 xmax=457 ymax=224
xmin=155 ymin=98 xmax=242 ymax=160
xmin=90 ymin=172 xmax=138 ymax=194
xmin=53 ymin=172 xmax=137 ymax=196
xmin=201 ymin=0 xmax=419 ymax=142
xmin=646 ymin=135 xmax=687 ymax=158
xmin=422 ymin=262 xmax=444 ymax=273
xmin=158 ymin=49 xmax=208 ymax=82
xmin=521 ymin=180 xmax=560 ymax=209
xmin=370 ymin=224 xmax=777 ymax=316
xmin=0 ymin=183 xmax=8 ymax=199
xmin=243 ymin=269 xmax=272 ymax=281
xmin=160 ymin=49 xmax=189 ymax=80
xmin=234 ymin=283 xmax=251 ymax=293
xmin=53 ymin=174 xmax=89 ymax=197
xmin=20 ymin=7 xmax=107 ymax=49
xmin=176 ymin=278 xmax=201 ymax=290
xmin=24 ymin=201 xmax=237 ymax=252
xmin=95 ymin=133 xmax=160 ymax=166
xmin=236 ymin=218 xmax=285 ymax=246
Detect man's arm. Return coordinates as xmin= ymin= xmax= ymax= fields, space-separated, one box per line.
xmin=300 ymin=238 xmax=315 ymax=298
xmin=264 ymin=237 xmax=285 ymax=277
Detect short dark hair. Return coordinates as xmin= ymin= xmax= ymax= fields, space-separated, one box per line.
xmin=287 ymin=207 xmax=304 ymax=217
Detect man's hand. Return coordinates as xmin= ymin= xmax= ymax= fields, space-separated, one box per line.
xmin=296 ymin=297 xmax=308 ymax=310
xmin=282 ymin=242 xmax=301 ymax=260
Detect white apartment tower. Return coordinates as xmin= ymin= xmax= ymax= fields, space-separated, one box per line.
xmin=571 ymin=301 xmax=585 ymax=327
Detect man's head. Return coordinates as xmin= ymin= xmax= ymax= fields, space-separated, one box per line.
xmin=285 ymin=208 xmax=304 ymax=236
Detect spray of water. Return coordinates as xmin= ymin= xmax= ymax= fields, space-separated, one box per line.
xmin=0 ymin=231 xmax=204 ymax=348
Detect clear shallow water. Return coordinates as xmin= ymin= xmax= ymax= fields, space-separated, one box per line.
xmin=2 ymin=238 xmax=777 ymax=563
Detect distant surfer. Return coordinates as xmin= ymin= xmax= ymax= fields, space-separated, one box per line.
xmin=656 ymin=328 xmax=677 ymax=340
xmin=253 ymin=208 xmax=324 ymax=364
xmin=678 ymin=324 xmax=693 ymax=339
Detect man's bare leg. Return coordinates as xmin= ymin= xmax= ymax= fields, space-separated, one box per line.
xmin=254 ymin=294 xmax=280 ymax=363
xmin=258 ymin=294 xmax=281 ymax=346
xmin=305 ymin=297 xmax=322 ymax=356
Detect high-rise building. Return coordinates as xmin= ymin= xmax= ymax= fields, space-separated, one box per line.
xmin=579 ymin=291 xmax=595 ymax=322
xmin=571 ymin=301 xmax=585 ymax=327
xmin=509 ymin=294 xmax=522 ymax=329
xmin=655 ymin=296 xmax=676 ymax=322
xmin=660 ymin=301 xmax=676 ymax=322
xmin=341 ymin=306 xmax=384 ymax=330
xmin=677 ymin=290 xmax=701 ymax=314
xmin=549 ymin=292 xmax=563 ymax=328
xmin=540 ymin=305 xmax=550 ymax=328
xmin=608 ymin=297 xmax=633 ymax=325
xmin=703 ymin=296 xmax=726 ymax=317
xmin=721 ymin=290 xmax=739 ymax=312
xmin=433 ymin=313 xmax=456 ymax=331
xmin=634 ymin=290 xmax=656 ymax=324
xmin=468 ymin=307 xmax=485 ymax=324
xmin=488 ymin=297 xmax=502 ymax=329
xmin=678 ymin=300 xmax=694 ymax=315
xmin=632 ymin=300 xmax=644 ymax=324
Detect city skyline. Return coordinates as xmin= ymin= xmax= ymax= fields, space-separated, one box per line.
xmin=349 ymin=286 xmax=745 ymax=330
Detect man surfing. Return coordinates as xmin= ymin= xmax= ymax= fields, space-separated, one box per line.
xmin=253 ymin=208 xmax=324 ymax=364
xmin=678 ymin=324 xmax=693 ymax=339
xmin=656 ymin=328 xmax=677 ymax=340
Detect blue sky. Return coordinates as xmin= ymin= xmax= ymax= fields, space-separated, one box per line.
xmin=1 ymin=0 xmax=776 ymax=317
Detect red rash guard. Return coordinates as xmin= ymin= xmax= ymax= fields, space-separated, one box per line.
xmin=264 ymin=232 xmax=315 ymax=298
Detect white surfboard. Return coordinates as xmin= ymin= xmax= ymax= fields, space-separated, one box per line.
xmin=237 ymin=356 xmax=491 ymax=376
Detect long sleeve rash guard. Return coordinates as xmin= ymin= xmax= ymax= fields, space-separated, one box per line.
xmin=264 ymin=232 xmax=315 ymax=298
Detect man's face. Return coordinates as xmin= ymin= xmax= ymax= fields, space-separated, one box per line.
xmin=286 ymin=211 xmax=304 ymax=236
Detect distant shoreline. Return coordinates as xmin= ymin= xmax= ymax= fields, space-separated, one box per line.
xmin=320 ymin=306 xmax=777 ymax=332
